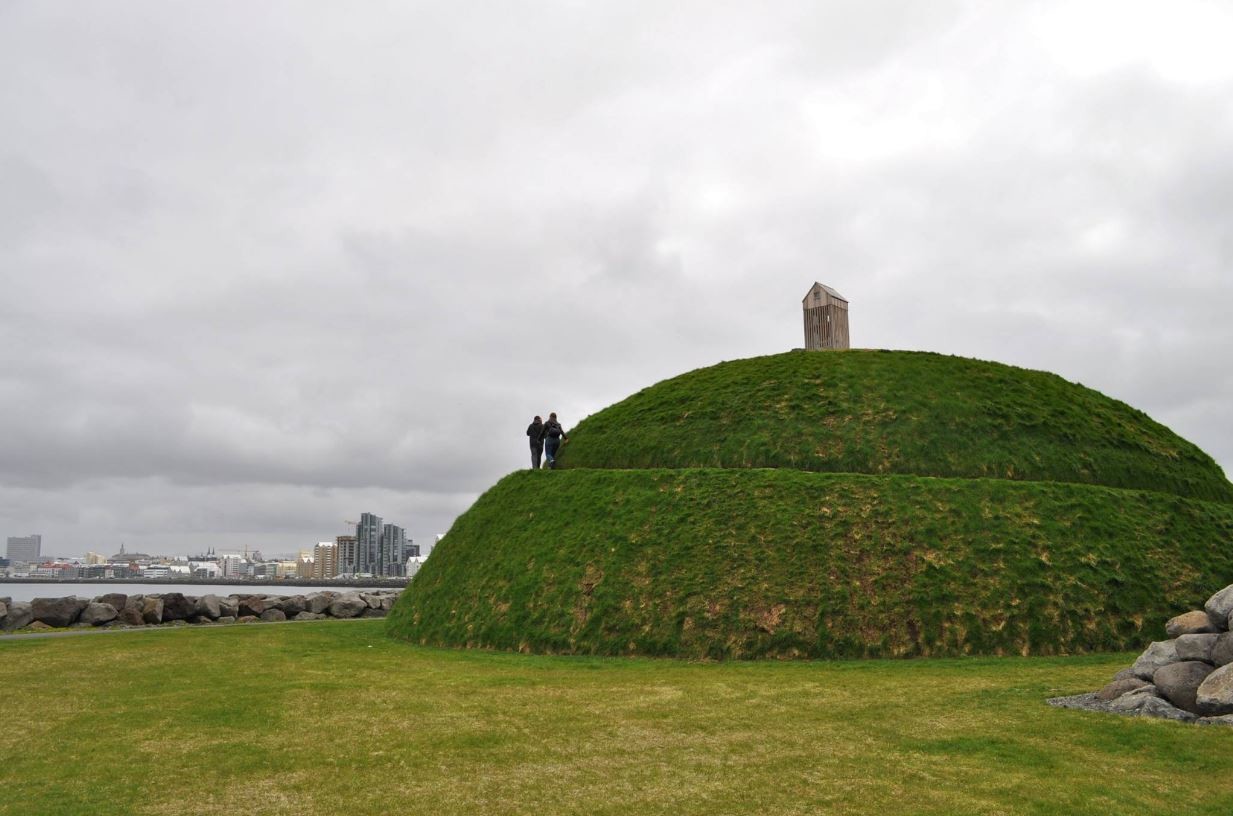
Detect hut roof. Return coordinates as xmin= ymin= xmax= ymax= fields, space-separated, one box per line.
xmin=803 ymin=282 xmax=847 ymax=303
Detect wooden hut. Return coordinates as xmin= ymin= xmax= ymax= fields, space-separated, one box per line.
xmin=802 ymin=282 xmax=849 ymax=350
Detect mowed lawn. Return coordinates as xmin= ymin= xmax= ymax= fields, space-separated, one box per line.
xmin=1 ymin=622 xmax=1231 ymax=816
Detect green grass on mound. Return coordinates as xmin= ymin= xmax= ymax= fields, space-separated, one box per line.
xmin=5 ymin=622 xmax=1233 ymax=816
xmin=389 ymin=469 xmax=1233 ymax=659
xmin=558 ymin=351 xmax=1233 ymax=503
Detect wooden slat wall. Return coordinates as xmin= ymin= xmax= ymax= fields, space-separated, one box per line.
xmin=803 ymin=302 xmax=849 ymax=350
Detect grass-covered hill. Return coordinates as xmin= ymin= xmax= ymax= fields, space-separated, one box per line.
xmin=388 ymin=350 xmax=1233 ymax=659
xmin=558 ymin=350 xmax=1233 ymax=502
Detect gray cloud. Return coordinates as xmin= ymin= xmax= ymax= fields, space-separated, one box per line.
xmin=2 ymin=1 xmax=1230 ymax=555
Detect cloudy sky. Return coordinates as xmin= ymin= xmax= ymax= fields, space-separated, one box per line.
xmin=2 ymin=1 xmax=1231 ymax=558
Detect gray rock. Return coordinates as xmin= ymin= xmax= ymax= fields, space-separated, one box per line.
xmin=259 ymin=609 xmax=287 ymax=622
xmin=1111 ymin=667 xmax=1137 ymax=682
xmin=160 ymin=593 xmax=194 ymax=621
xmin=80 ymin=602 xmax=119 ymax=626
xmin=194 ymin=594 xmax=222 ymax=619
xmin=1196 ymin=663 xmax=1233 ymax=716
xmin=1137 ymin=696 xmax=1198 ymax=722
xmin=28 ymin=621 xmax=55 ymax=632
xmin=3 ymin=601 xmax=33 ymax=630
xmin=216 ymin=616 xmax=236 ymax=625
xmin=1211 ymin=632 xmax=1233 ymax=666
xmin=328 ymin=594 xmax=367 ymax=618
xmin=0 ymin=596 xmax=9 ymax=607
xmin=1176 ymin=633 xmax=1220 ymax=663
xmin=280 ymin=595 xmax=306 ymax=616
xmin=1109 ymin=687 xmax=1162 ymax=712
xmin=236 ymin=615 xmax=258 ymax=624
xmin=142 ymin=597 xmax=164 ymax=625
xmin=1166 ymin=610 xmax=1216 ymax=638
xmin=1197 ymin=714 xmax=1233 ymax=726
xmin=124 ymin=595 xmax=144 ymax=610
xmin=360 ymin=593 xmax=383 ymax=609
xmin=380 ymin=596 xmax=395 ymax=610
xmin=293 ymin=611 xmax=324 ymax=621
xmin=1096 ymin=677 xmax=1151 ymax=701
xmin=361 ymin=608 xmax=387 ymax=618
xmin=1132 ymin=640 xmax=1180 ymax=680
xmin=305 ymin=592 xmax=337 ymax=614
xmin=238 ymin=596 xmax=266 ymax=617
xmin=1204 ymin=584 xmax=1233 ymax=630
xmin=118 ymin=606 xmax=145 ymax=626
xmin=262 ymin=596 xmax=285 ymax=611
xmin=31 ymin=597 xmax=87 ymax=628
xmin=0 ymin=600 xmax=7 ymax=624
xmin=1154 ymin=661 xmax=1215 ymax=713
xmin=95 ymin=593 xmax=128 ymax=611
xmin=219 ymin=597 xmax=239 ymax=618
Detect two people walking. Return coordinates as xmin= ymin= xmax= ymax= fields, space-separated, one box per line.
xmin=526 ymin=413 xmax=568 ymax=469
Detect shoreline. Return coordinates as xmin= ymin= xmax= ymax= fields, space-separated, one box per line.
xmin=0 ymin=576 xmax=408 ymax=589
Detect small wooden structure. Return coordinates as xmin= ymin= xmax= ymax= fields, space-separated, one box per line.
xmin=802 ymin=282 xmax=849 ymax=350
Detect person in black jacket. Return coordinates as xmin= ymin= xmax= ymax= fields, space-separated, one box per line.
xmin=526 ymin=416 xmax=546 ymax=469
xmin=543 ymin=412 xmax=568 ymax=469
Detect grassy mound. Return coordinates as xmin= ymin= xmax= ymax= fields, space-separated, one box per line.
xmin=559 ymin=351 xmax=1233 ymax=502
xmin=390 ymin=349 xmax=1233 ymax=659
xmin=388 ymin=468 xmax=1233 ymax=659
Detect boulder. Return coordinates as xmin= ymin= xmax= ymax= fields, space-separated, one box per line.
xmin=96 ymin=593 xmax=128 ymax=612
xmin=0 ymin=601 xmax=7 ymax=624
xmin=360 ymin=593 xmax=383 ymax=610
xmin=259 ymin=609 xmax=287 ymax=622
xmin=118 ymin=606 xmax=145 ymax=626
xmin=361 ymin=608 xmax=387 ymax=618
xmin=1197 ymin=714 xmax=1233 ymax=726
xmin=1096 ymin=677 xmax=1151 ymax=701
xmin=236 ymin=615 xmax=259 ymax=624
xmin=1211 ymin=632 xmax=1233 ymax=667
xmin=194 ymin=595 xmax=222 ymax=619
xmin=0 ymin=596 xmax=9 ymax=607
xmin=328 ymin=594 xmax=367 ymax=619
xmin=238 ymin=596 xmax=266 ymax=617
xmin=1176 ymin=633 xmax=1220 ymax=663
xmin=262 ymin=596 xmax=285 ymax=611
xmin=28 ymin=621 xmax=55 ymax=632
xmin=3 ymin=601 xmax=34 ymax=630
xmin=32 ymin=597 xmax=87 ymax=628
xmin=1196 ymin=663 xmax=1233 ymax=716
xmin=305 ymin=592 xmax=337 ymax=614
xmin=1132 ymin=640 xmax=1180 ymax=680
xmin=293 ymin=611 xmax=324 ymax=621
xmin=219 ymin=597 xmax=240 ymax=618
xmin=1166 ymin=610 xmax=1217 ymax=638
xmin=125 ymin=595 xmax=144 ymax=610
xmin=1204 ymin=584 xmax=1233 ymax=630
xmin=1111 ymin=667 xmax=1137 ymax=682
xmin=1154 ymin=661 xmax=1215 ymax=713
xmin=216 ymin=616 xmax=236 ymax=625
xmin=142 ymin=597 xmax=165 ymax=625
xmin=80 ymin=603 xmax=119 ymax=626
xmin=380 ymin=596 xmax=395 ymax=611
xmin=280 ymin=595 xmax=306 ymax=616
xmin=160 ymin=593 xmax=194 ymax=621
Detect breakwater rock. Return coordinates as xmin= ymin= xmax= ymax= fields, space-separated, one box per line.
xmin=0 ymin=590 xmax=402 ymax=632
xmin=1049 ymin=582 xmax=1233 ymax=725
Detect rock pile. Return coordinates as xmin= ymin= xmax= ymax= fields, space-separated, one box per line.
xmin=0 ymin=590 xmax=402 ymax=632
xmin=1049 ymin=583 xmax=1233 ymax=725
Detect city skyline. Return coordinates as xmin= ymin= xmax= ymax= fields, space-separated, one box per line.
xmin=3 ymin=2 xmax=1232 ymax=555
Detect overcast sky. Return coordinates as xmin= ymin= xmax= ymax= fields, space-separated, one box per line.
xmin=2 ymin=1 xmax=1231 ymax=558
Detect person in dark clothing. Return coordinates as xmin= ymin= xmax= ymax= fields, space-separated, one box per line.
xmin=526 ymin=416 xmax=546 ymax=469
xmin=543 ymin=412 xmax=568 ymax=469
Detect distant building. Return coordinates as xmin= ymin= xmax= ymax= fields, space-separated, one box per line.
xmin=802 ymin=282 xmax=850 ymax=350
xmin=85 ymin=551 xmax=107 ymax=565
xmin=6 ymin=534 xmax=41 ymax=564
xmin=296 ymin=550 xmax=315 ymax=579
xmin=379 ymin=523 xmax=407 ymax=577
xmin=336 ymin=534 xmax=359 ymax=575
xmin=313 ymin=541 xmax=339 ymax=580
xmin=354 ymin=513 xmax=383 ymax=575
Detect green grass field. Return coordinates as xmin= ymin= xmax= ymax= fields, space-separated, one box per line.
xmin=3 ymin=621 xmax=1232 ymax=816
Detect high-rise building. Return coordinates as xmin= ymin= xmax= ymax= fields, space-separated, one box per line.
xmin=6 ymin=534 xmax=41 ymax=564
xmin=355 ymin=513 xmax=382 ymax=575
xmin=336 ymin=534 xmax=358 ymax=575
xmin=313 ymin=541 xmax=339 ymax=579
xmin=407 ymin=541 xmax=421 ymax=558
xmin=379 ymin=523 xmax=407 ymax=577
